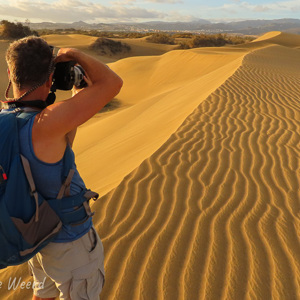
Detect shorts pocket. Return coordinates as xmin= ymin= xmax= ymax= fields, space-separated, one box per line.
xmin=83 ymin=227 xmax=98 ymax=253
xmin=70 ymin=259 xmax=105 ymax=300
xmin=82 ymin=228 xmax=105 ymax=268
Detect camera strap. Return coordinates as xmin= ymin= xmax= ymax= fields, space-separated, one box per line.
xmin=6 ymin=100 xmax=47 ymax=110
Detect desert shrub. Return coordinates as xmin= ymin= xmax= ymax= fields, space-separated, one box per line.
xmin=123 ymin=32 xmax=150 ymax=38
xmin=89 ymin=37 xmax=131 ymax=55
xmin=37 ymin=29 xmax=54 ymax=35
xmin=176 ymin=33 xmax=254 ymax=49
xmin=0 ymin=20 xmax=38 ymax=39
xmin=177 ymin=42 xmax=191 ymax=49
xmin=84 ymin=31 xmax=151 ymax=39
xmin=37 ymin=30 xmax=151 ymax=39
xmin=96 ymin=31 xmax=149 ymax=39
xmin=227 ymin=35 xmax=255 ymax=44
xmin=146 ymin=33 xmax=175 ymax=45
xmin=190 ymin=34 xmax=227 ymax=47
xmin=173 ymin=33 xmax=194 ymax=38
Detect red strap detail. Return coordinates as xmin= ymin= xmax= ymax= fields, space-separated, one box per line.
xmin=1 ymin=100 xmax=15 ymax=103
xmin=0 ymin=166 xmax=7 ymax=180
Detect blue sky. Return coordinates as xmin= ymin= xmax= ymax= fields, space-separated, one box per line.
xmin=0 ymin=0 xmax=299 ymax=23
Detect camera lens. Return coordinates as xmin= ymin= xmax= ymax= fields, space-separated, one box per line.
xmin=74 ymin=65 xmax=87 ymax=89
xmin=53 ymin=61 xmax=87 ymax=90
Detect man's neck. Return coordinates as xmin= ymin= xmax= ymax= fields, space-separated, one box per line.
xmin=12 ymin=84 xmax=48 ymax=102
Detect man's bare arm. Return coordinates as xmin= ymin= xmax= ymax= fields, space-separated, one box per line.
xmin=35 ymin=48 xmax=123 ymax=139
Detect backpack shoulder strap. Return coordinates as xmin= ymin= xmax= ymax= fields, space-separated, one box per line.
xmin=15 ymin=108 xmax=40 ymax=129
xmin=20 ymin=154 xmax=39 ymax=222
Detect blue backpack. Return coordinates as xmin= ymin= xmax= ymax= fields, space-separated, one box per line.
xmin=0 ymin=109 xmax=98 ymax=269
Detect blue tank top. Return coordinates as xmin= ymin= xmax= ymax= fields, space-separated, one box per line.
xmin=18 ymin=114 xmax=92 ymax=243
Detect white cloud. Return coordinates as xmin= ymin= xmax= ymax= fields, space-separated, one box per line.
xmin=253 ymin=5 xmax=270 ymax=12
xmin=221 ymin=0 xmax=300 ymax=15
xmin=164 ymin=10 xmax=200 ymax=22
xmin=0 ymin=0 xmax=299 ymax=23
xmin=112 ymin=0 xmax=182 ymax=4
xmin=0 ymin=0 xmax=166 ymax=23
xmin=146 ymin=0 xmax=183 ymax=3
xmin=110 ymin=0 xmax=137 ymax=6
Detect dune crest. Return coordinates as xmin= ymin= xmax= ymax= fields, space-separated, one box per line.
xmin=253 ymin=31 xmax=282 ymax=42
xmin=251 ymin=31 xmax=300 ymax=48
xmin=74 ymin=49 xmax=246 ymax=196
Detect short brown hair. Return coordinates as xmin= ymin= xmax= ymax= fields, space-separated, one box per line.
xmin=6 ymin=36 xmax=53 ymax=89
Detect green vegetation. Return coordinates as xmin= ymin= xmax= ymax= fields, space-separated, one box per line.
xmin=172 ymin=33 xmax=194 ymax=38
xmin=0 ymin=20 xmax=38 ymax=39
xmin=87 ymin=31 xmax=151 ymax=39
xmin=37 ymin=29 xmax=151 ymax=39
xmin=146 ymin=33 xmax=175 ymax=45
xmin=25 ymin=25 xmax=255 ymax=50
xmin=89 ymin=37 xmax=131 ymax=55
xmin=35 ymin=28 xmax=254 ymax=49
xmin=178 ymin=34 xmax=255 ymax=49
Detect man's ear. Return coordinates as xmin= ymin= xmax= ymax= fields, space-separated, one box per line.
xmin=7 ymin=68 xmax=10 ymax=79
xmin=46 ymin=73 xmax=53 ymax=88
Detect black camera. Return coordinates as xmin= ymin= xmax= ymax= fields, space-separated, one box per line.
xmin=52 ymin=61 xmax=87 ymax=91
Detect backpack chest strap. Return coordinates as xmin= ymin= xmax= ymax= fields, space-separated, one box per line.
xmin=57 ymin=169 xmax=76 ymax=199
xmin=47 ymin=190 xmax=99 ymax=226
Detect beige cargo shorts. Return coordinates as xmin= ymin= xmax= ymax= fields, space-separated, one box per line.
xmin=28 ymin=227 xmax=105 ymax=300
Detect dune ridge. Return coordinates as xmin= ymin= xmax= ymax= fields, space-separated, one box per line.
xmin=252 ymin=31 xmax=300 ymax=48
xmin=74 ymin=31 xmax=300 ymax=198
xmin=94 ymin=40 xmax=300 ymax=299
xmin=74 ymin=49 xmax=246 ymax=197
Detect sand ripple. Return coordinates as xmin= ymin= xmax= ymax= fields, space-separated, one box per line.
xmin=96 ymin=45 xmax=300 ymax=300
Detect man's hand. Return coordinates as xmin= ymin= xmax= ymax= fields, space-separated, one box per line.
xmin=72 ymin=75 xmax=92 ymax=96
xmin=55 ymin=48 xmax=79 ymax=63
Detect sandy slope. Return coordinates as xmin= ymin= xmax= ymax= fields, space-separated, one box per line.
xmin=0 ymin=32 xmax=299 ymax=300
xmin=114 ymin=36 xmax=177 ymax=57
xmin=43 ymin=34 xmax=176 ymax=63
xmin=74 ymin=49 xmax=245 ymax=196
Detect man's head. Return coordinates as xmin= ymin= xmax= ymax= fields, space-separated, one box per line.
xmin=6 ymin=36 xmax=54 ymax=90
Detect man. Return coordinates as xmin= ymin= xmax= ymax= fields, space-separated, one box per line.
xmin=3 ymin=36 xmax=123 ymax=299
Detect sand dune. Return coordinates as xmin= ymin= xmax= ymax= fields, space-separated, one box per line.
xmin=253 ymin=31 xmax=300 ymax=48
xmin=43 ymin=34 xmax=176 ymax=64
xmin=43 ymin=34 xmax=99 ymax=48
xmin=0 ymin=32 xmax=299 ymax=300
xmin=74 ymin=50 xmax=245 ymax=195
xmin=92 ymin=33 xmax=300 ymax=300
xmin=114 ymin=36 xmax=177 ymax=57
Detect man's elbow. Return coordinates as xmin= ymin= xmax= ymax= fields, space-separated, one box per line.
xmin=98 ymin=74 xmax=123 ymax=99
xmin=110 ymin=75 xmax=123 ymax=98
xmin=115 ymin=75 xmax=123 ymax=93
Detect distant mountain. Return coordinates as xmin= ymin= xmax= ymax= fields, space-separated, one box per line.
xmin=27 ymin=19 xmax=300 ymax=35
xmin=202 ymin=18 xmax=300 ymax=35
